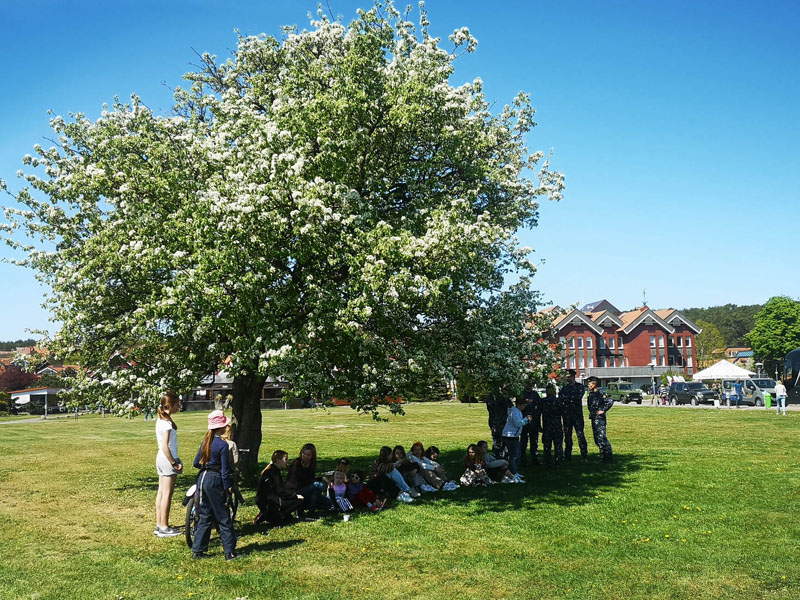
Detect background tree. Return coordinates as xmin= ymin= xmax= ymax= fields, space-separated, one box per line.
xmin=2 ymin=4 xmax=563 ymax=471
xmin=683 ymin=304 xmax=762 ymax=347
xmin=694 ymin=319 xmax=726 ymax=369
xmin=0 ymin=365 xmax=39 ymax=393
xmin=745 ymin=296 xmax=800 ymax=377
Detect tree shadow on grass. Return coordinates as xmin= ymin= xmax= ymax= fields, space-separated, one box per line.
xmin=113 ymin=475 xmax=161 ymax=492
xmin=427 ymin=449 xmax=669 ymax=515
xmin=237 ymin=538 xmax=305 ymax=554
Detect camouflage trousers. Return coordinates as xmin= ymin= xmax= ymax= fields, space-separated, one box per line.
xmin=541 ymin=420 xmax=564 ymax=463
xmin=590 ymin=415 xmax=613 ymax=460
xmin=563 ymin=408 xmax=588 ymax=459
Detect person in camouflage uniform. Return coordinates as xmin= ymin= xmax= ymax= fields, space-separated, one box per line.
xmin=586 ymin=376 xmax=614 ymax=462
xmin=559 ymin=369 xmax=588 ymax=462
xmin=520 ymin=382 xmax=542 ymax=466
xmin=540 ymin=383 xmax=564 ymax=465
xmin=486 ymin=392 xmax=512 ymax=453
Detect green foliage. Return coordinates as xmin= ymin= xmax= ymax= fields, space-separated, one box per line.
xmin=745 ymin=296 xmax=800 ymax=376
xmin=682 ymin=304 xmax=762 ymax=347
xmin=0 ymin=404 xmax=798 ymax=599
xmin=694 ymin=319 xmax=726 ymax=367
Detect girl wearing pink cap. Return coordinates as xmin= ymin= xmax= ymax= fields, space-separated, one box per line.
xmin=191 ymin=410 xmax=237 ymax=560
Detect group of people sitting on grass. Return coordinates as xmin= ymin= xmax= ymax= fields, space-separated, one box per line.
xmin=252 ymin=439 xmax=524 ymax=527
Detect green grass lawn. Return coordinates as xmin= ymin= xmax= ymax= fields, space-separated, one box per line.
xmin=1 ymin=403 xmax=798 ymax=600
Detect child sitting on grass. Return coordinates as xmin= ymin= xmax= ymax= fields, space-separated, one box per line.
xmin=327 ymin=470 xmax=355 ymax=515
xmin=346 ymin=469 xmax=384 ymax=511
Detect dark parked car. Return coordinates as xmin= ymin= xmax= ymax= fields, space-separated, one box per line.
xmin=606 ymin=382 xmax=642 ymax=404
xmin=668 ymin=381 xmax=719 ymax=406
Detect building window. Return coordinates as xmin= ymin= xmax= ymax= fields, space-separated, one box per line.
xmin=588 ymin=356 xmax=594 ymax=368
xmin=687 ymin=356 xmax=693 ymax=367
xmin=609 ymin=337 xmax=615 ymax=350
xmin=668 ymin=336 xmax=674 ymax=347
xmin=618 ymin=336 xmax=624 ymax=349
xmin=658 ymin=336 xmax=665 ymax=348
xmin=577 ymin=337 xmax=583 ymax=349
xmin=586 ymin=337 xmax=593 ymax=349
xmin=579 ymin=356 xmax=585 ymax=368
xmin=660 ymin=355 xmax=666 ymax=366
xmin=561 ymin=358 xmax=567 ymax=369
xmin=650 ymin=352 xmax=657 ymax=365
xmin=677 ymin=336 xmax=683 ymax=347
xmin=685 ymin=337 xmax=692 ymax=347
xmin=598 ymin=356 xmax=605 ymax=367
xmin=569 ymin=356 xmax=576 ymax=369
xmin=650 ymin=335 xmax=656 ymax=348
xmin=599 ymin=338 xmax=607 ymax=350
xmin=568 ymin=337 xmax=575 ymax=349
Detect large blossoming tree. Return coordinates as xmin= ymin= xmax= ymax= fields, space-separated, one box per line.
xmin=2 ymin=4 xmax=563 ymax=471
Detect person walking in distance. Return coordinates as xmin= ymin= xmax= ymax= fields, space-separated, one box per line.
xmin=586 ymin=376 xmax=614 ymax=463
xmin=559 ymin=370 xmax=588 ymax=462
xmin=775 ymin=378 xmax=788 ymax=416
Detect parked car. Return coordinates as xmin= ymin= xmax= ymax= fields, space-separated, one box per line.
xmin=605 ymin=381 xmax=642 ymax=404
xmin=720 ymin=378 xmax=777 ymax=407
xmin=668 ymin=381 xmax=719 ymax=406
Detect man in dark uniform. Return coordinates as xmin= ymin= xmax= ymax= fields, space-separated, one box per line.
xmin=586 ymin=376 xmax=614 ymax=462
xmin=520 ymin=382 xmax=542 ymax=466
xmin=540 ymin=383 xmax=564 ymax=465
xmin=559 ymin=369 xmax=588 ymax=462
xmin=486 ymin=390 xmax=512 ymax=454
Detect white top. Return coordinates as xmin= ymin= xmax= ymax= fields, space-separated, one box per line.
xmin=155 ymin=418 xmax=178 ymax=459
xmin=775 ymin=382 xmax=787 ymax=396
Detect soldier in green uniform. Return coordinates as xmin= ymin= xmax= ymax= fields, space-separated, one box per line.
xmin=586 ymin=376 xmax=614 ymax=462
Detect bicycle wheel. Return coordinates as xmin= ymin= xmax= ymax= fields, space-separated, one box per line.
xmin=185 ymin=496 xmax=197 ymax=548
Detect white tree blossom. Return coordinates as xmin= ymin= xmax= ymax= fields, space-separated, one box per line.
xmin=2 ymin=2 xmax=563 ymax=468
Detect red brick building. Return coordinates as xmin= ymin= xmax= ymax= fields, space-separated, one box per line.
xmin=550 ymin=300 xmax=702 ymax=387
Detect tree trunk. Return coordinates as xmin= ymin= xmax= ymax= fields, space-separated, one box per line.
xmin=231 ymin=373 xmax=266 ymax=476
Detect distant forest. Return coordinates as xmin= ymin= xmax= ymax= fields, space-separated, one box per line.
xmin=681 ymin=304 xmax=763 ymax=348
xmin=0 ymin=339 xmax=37 ymax=352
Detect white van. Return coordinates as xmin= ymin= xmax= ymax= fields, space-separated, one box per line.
xmin=720 ymin=378 xmax=777 ymax=407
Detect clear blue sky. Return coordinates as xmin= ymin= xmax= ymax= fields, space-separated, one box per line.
xmin=2 ymin=0 xmax=798 ymax=340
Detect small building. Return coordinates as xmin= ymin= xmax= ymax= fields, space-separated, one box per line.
xmin=9 ymin=387 xmax=62 ymax=416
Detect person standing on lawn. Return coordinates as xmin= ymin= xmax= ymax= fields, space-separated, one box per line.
xmin=486 ymin=391 xmax=512 ymax=453
xmin=540 ymin=383 xmax=565 ymax=465
xmin=733 ymin=379 xmax=744 ymax=408
xmin=154 ymin=391 xmax=183 ymax=537
xmin=559 ymin=369 xmax=588 ymax=462
xmin=191 ymin=410 xmax=237 ymax=560
xmin=586 ymin=376 xmax=614 ymax=463
xmin=501 ymin=396 xmax=531 ymax=481
xmin=520 ymin=382 xmax=542 ymax=466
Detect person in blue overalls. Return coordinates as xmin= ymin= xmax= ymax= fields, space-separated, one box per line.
xmin=191 ymin=410 xmax=238 ymax=560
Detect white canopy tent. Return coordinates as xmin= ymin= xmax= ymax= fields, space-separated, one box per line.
xmin=692 ymin=360 xmax=755 ymax=381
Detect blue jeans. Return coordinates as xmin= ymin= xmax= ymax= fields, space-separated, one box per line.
xmin=776 ymin=396 xmax=787 ymax=413
xmin=296 ymin=481 xmax=332 ymax=512
xmin=192 ymin=470 xmax=236 ymax=555
xmin=503 ymin=436 xmax=521 ymax=475
xmin=387 ymin=468 xmax=411 ymax=492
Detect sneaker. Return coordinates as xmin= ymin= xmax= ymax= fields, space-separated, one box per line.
xmin=501 ymin=475 xmax=516 ymax=484
xmin=514 ymin=473 xmax=525 ymax=483
xmin=397 ymin=491 xmax=414 ymax=503
xmin=442 ymin=481 xmax=459 ymax=491
xmin=225 ymin=552 xmax=238 ymax=561
xmin=154 ymin=526 xmax=181 ymax=538
xmin=408 ymin=488 xmax=421 ymax=498
xmin=191 ymin=552 xmax=207 ymax=559
xmin=420 ymin=484 xmax=437 ymax=493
